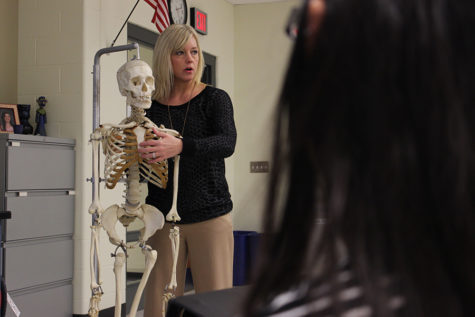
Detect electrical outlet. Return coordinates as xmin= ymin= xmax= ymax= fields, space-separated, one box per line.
xmin=250 ymin=161 xmax=270 ymax=173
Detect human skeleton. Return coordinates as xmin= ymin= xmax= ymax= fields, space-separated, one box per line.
xmin=88 ymin=59 xmax=181 ymax=317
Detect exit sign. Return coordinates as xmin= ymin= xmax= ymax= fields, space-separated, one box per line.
xmin=190 ymin=7 xmax=207 ymax=35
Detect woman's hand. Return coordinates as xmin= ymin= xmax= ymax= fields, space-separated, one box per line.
xmin=138 ymin=128 xmax=183 ymax=163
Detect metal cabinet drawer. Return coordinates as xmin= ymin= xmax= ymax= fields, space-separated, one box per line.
xmin=5 ymin=237 xmax=73 ymax=291
xmin=6 ymin=283 xmax=72 ymax=317
xmin=5 ymin=193 xmax=74 ymax=241
xmin=6 ymin=142 xmax=75 ymax=191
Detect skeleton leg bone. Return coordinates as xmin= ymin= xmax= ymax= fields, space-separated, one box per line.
xmin=162 ymin=225 xmax=180 ymax=316
xmin=129 ymin=246 xmax=157 ymax=317
xmin=165 ymin=225 xmax=180 ymax=291
xmin=161 ymin=156 xmax=182 ymax=315
xmin=113 ymin=252 xmax=126 ymax=317
xmin=100 ymin=202 xmax=164 ymax=317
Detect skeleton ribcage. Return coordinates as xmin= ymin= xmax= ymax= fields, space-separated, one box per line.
xmin=102 ymin=126 xmax=168 ymax=189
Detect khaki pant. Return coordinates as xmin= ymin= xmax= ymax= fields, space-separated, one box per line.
xmin=143 ymin=213 xmax=234 ymax=316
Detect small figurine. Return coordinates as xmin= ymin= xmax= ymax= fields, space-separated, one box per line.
xmin=18 ymin=104 xmax=34 ymax=134
xmin=34 ymin=96 xmax=47 ymax=136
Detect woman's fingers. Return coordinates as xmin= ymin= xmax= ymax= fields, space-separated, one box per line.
xmin=153 ymin=130 xmax=170 ymax=139
xmin=138 ymin=129 xmax=181 ymax=162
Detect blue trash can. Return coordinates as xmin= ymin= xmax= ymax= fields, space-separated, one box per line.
xmin=233 ymin=231 xmax=261 ymax=286
xmin=248 ymin=232 xmax=261 ymax=267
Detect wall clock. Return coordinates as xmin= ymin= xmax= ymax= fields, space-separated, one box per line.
xmin=168 ymin=0 xmax=188 ymax=25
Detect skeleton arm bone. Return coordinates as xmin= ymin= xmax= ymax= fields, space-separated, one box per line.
xmin=166 ymin=155 xmax=181 ymax=222
xmin=143 ymin=120 xmax=181 ymax=138
xmin=100 ymin=121 xmax=136 ymax=130
xmin=88 ymin=225 xmax=102 ymax=317
xmin=88 ymin=130 xmax=104 ymax=216
xmin=89 ymin=225 xmax=102 ymax=290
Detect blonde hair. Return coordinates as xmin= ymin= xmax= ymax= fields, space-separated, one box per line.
xmin=152 ymin=24 xmax=204 ymax=102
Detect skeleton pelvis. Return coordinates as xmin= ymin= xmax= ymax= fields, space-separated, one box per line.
xmin=102 ymin=203 xmax=165 ymax=246
xmin=119 ymin=213 xmax=136 ymax=227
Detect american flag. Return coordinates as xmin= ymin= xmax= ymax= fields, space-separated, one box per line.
xmin=144 ymin=0 xmax=170 ymax=33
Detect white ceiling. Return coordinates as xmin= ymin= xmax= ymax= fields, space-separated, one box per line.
xmin=225 ymin=0 xmax=290 ymax=4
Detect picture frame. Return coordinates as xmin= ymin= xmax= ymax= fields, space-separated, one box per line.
xmin=0 ymin=104 xmax=20 ymax=134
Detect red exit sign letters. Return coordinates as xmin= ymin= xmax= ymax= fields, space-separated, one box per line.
xmin=190 ymin=7 xmax=207 ymax=35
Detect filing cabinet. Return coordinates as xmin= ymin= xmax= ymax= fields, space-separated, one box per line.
xmin=0 ymin=134 xmax=75 ymax=317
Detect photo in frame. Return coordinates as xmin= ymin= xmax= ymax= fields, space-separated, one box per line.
xmin=0 ymin=104 xmax=20 ymax=134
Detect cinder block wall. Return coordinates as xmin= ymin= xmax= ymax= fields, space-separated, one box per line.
xmin=0 ymin=0 xmax=18 ymax=103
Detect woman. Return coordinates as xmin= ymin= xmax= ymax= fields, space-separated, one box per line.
xmin=139 ymin=24 xmax=237 ymax=316
xmin=245 ymin=0 xmax=475 ymax=316
xmin=0 ymin=112 xmax=14 ymax=133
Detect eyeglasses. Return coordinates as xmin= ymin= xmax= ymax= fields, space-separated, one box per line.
xmin=285 ymin=2 xmax=304 ymax=40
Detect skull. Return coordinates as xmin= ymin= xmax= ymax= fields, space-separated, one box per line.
xmin=117 ymin=59 xmax=155 ymax=109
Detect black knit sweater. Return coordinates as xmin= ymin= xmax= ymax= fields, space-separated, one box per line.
xmin=145 ymin=85 xmax=237 ymax=224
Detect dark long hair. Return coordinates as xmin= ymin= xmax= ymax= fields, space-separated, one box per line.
xmin=246 ymin=0 xmax=475 ymax=316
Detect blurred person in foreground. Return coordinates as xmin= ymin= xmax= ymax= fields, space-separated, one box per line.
xmin=245 ymin=0 xmax=475 ymax=316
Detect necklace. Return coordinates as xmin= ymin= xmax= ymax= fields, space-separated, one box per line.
xmin=167 ymin=85 xmax=194 ymax=138
xmin=167 ymin=100 xmax=190 ymax=138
